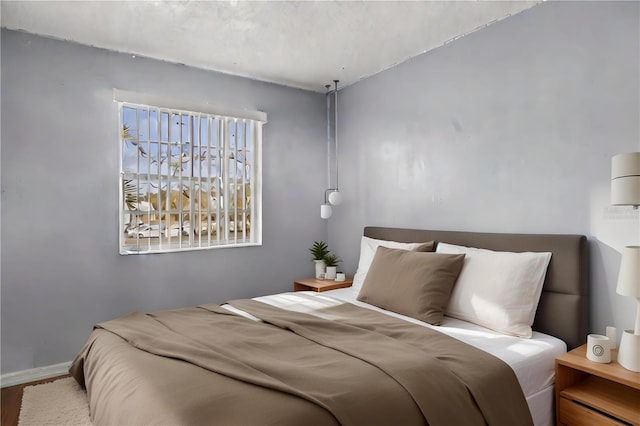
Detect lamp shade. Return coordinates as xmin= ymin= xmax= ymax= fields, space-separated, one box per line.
xmin=617 ymin=246 xmax=640 ymax=297
xmin=611 ymin=152 xmax=640 ymax=206
xmin=328 ymin=190 xmax=343 ymax=206
xmin=320 ymin=203 xmax=332 ymax=219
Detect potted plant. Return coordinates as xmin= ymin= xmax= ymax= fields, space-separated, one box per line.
xmin=309 ymin=241 xmax=330 ymax=278
xmin=323 ymin=253 xmax=342 ymax=280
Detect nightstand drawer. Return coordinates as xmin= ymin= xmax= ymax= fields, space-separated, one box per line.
xmin=559 ymin=397 xmax=625 ymax=426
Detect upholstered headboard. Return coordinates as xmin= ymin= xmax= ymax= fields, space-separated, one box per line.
xmin=364 ymin=227 xmax=589 ymax=350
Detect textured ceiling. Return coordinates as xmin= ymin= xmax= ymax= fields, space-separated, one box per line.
xmin=1 ymin=0 xmax=540 ymax=92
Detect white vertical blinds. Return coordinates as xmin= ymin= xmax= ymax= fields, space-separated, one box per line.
xmin=118 ymin=100 xmax=263 ymax=254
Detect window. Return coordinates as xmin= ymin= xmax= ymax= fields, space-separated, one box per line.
xmin=118 ymin=93 xmax=264 ymax=254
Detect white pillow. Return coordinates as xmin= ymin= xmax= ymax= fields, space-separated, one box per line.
xmin=352 ymin=236 xmax=433 ymax=293
xmin=436 ymin=242 xmax=552 ymax=338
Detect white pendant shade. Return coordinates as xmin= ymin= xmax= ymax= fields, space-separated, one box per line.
xmin=611 ymin=152 xmax=640 ymax=206
xmin=328 ymin=190 xmax=343 ymax=206
xmin=320 ymin=204 xmax=332 ymax=219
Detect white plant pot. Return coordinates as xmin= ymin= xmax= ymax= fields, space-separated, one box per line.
xmin=314 ymin=260 xmax=326 ymax=279
xmin=325 ymin=266 xmax=337 ymax=280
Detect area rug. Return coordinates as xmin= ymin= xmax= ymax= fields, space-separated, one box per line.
xmin=19 ymin=377 xmax=91 ymax=426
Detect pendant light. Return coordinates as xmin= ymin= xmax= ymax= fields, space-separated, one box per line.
xmin=321 ymin=80 xmax=342 ymax=219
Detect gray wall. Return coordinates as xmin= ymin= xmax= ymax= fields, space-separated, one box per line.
xmin=1 ymin=30 xmax=328 ymax=374
xmin=330 ymin=1 xmax=639 ymax=339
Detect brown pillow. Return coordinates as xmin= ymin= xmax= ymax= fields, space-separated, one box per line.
xmin=414 ymin=242 xmax=436 ymax=252
xmin=356 ymin=246 xmax=465 ymax=325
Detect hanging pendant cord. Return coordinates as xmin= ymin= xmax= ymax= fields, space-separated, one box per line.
xmin=325 ymin=84 xmax=331 ymax=201
xmin=334 ymin=80 xmax=339 ymax=191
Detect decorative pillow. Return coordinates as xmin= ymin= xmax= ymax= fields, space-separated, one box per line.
xmin=436 ymin=242 xmax=552 ymax=338
xmin=352 ymin=236 xmax=435 ymax=293
xmin=356 ymin=246 xmax=465 ymax=325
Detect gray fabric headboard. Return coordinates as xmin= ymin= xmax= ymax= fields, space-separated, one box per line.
xmin=364 ymin=227 xmax=589 ymax=350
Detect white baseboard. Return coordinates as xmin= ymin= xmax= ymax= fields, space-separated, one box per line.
xmin=0 ymin=361 xmax=72 ymax=388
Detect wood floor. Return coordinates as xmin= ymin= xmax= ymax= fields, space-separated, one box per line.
xmin=1 ymin=375 xmax=70 ymax=426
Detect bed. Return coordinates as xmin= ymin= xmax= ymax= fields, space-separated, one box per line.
xmin=70 ymin=227 xmax=589 ymax=426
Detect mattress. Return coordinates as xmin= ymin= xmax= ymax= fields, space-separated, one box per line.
xmin=230 ymin=288 xmax=566 ymax=426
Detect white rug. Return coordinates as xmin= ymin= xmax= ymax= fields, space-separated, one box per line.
xmin=19 ymin=377 xmax=91 ymax=426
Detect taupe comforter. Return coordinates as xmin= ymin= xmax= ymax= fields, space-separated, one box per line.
xmin=70 ymin=296 xmax=533 ymax=426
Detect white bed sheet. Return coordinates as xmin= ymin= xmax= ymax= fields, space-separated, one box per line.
xmin=229 ymin=288 xmax=566 ymax=426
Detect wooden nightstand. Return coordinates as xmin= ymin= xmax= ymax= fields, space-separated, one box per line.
xmin=293 ymin=277 xmax=353 ymax=292
xmin=555 ymin=344 xmax=640 ymax=425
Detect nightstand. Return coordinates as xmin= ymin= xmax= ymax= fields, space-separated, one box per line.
xmin=555 ymin=344 xmax=640 ymax=425
xmin=293 ymin=277 xmax=353 ymax=292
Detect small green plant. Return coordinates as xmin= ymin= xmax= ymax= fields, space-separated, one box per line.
xmin=309 ymin=241 xmax=330 ymax=261
xmin=323 ymin=253 xmax=341 ymax=267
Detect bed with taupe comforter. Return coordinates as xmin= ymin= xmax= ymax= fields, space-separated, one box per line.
xmin=70 ymin=227 xmax=588 ymax=426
